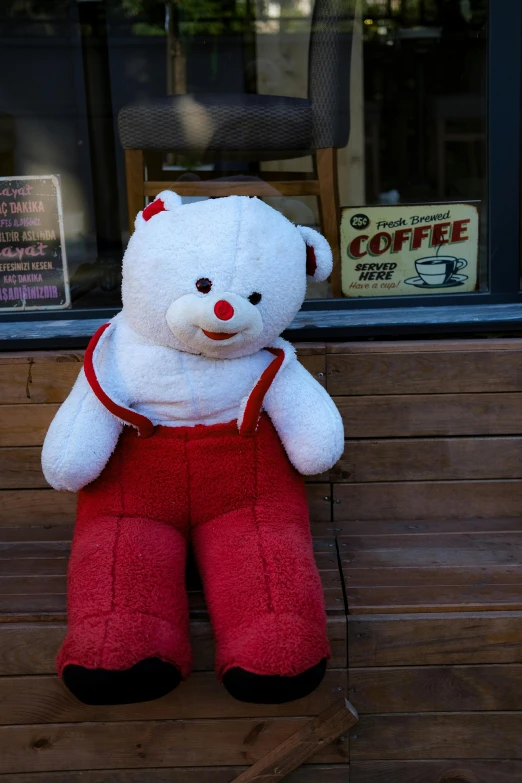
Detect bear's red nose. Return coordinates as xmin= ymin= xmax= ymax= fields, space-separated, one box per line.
xmin=214 ymin=300 xmax=234 ymax=321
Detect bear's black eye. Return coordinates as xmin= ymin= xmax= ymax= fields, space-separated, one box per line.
xmin=248 ymin=292 xmax=262 ymax=305
xmin=196 ymin=278 xmax=212 ymax=294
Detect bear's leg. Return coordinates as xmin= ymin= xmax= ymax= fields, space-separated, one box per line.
xmin=193 ymin=506 xmax=329 ymax=704
xmin=59 ymin=514 xmax=191 ymax=705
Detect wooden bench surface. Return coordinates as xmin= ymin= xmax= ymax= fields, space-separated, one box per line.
xmin=2 ymin=338 xmax=522 ymax=781
xmin=325 ymin=339 xmax=522 ymax=782
xmin=0 ymin=344 xmax=350 ymax=780
xmin=0 ymin=528 xmax=349 ymax=778
xmin=0 ymin=531 xmax=345 ymax=621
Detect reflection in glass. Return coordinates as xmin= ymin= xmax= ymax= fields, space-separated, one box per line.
xmin=0 ymin=0 xmax=488 ymax=306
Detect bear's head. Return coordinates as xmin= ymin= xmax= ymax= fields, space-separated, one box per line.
xmin=122 ymin=191 xmax=332 ymax=359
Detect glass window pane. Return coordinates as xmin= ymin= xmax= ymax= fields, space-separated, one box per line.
xmin=348 ymin=0 xmax=488 ymax=298
xmin=0 ymin=0 xmax=489 ymax=311
xmin=0 ymin=1 xmax=122 ymax=310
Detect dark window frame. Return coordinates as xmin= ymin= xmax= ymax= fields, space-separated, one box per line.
xmin=0 ymin=0 xmax=521 ymax=349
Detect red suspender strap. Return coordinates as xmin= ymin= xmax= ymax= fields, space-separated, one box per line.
xmin=239 ymin=347 xmax=285 ymax=436
xmin=84 ymin=323 xmax=156 ymax=438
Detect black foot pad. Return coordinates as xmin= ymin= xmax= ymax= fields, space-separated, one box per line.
xmin=62 ymin=657 xmax=182 ymax=705
xmin=223 ymin=657 xmax=327 ymax=704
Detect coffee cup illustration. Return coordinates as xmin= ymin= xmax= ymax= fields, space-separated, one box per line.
xmin=413 ymin=255 xmax=468 ymax=286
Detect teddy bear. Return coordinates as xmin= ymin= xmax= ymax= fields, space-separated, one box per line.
xmin=42 ymin=191 xmax=344 ymax=706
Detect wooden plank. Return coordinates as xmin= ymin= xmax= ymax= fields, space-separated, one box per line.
xmin=334 ymin=481 xmax=522 ymax=520
xmin=0 ymin=531 xmax=340 ymax=568
xmin=0 ymin=352 xmax=83 ymax=365
xmin=340 ymin=526 xmax=522 ymax=603
xmin=0 ymin=593 xmax=218 ymax=619
xmin=0 ymin=448 xmax=48 ymax=489
xmin=297 ymin=354 xmax=326 ymax=388
xmin=334 ymin=393 xmax=522 ymax=437
xmin=305 ymin=472 xmax=330 ymax=484
xmin=294 ymin=344 xmax=326 ymax=357
xmin=0 ymin=346 xmax=320 ymax=360
xmin=348 ymin=612 xmax=522 ymax=666
xmin=327 ymin=349 xmax=522 ymax=395
xmin=0 ymin=623 xmax=65 ymax=674
xmin=1 ymin=558 xmax=68 ymax=576
xmin=0 ymin=541 xmax=71 ymax=559
xmin=341 ymin=541 xmax=522 ymax=569
xmin=0 ymin=487 xmax=327 ymax=527
xmin=0 ymin=617 xmax=347 ymax=675
xmin=0 ymin=551 xmax=344 ymax=619
xmin=348 ymin=664 xmax=522 ymax=713
xmin=0 ymin=595 xmax=67 ymax=615
xmin=332 ymin=437 xmax=522 ymax=483
xmin=340 ymin=530 xmax=522 ymax=553
xmin=0 ymin=359 xmax=80 ymax=405
xmin=154 ymin=173 xmax=316 ymax=183
xmin=0 ymin=576 xmax=66 ymax=594
xmin=0 ymin=526 xmax=73 ymax=543
xmin=125 ymin=149 xmax=145 ymax=233
xmin=0 ymin=347 xmax=322 ymax=404
xmin=0 ymin=718 xmax=347 ymax=774
xmin=0 ymin=566 xmax=336 ymax=593
xmin=232 ymin=698 xmax=357 ymax=782
xmin=326 ymin=338 xmax=522 ymax=354
xmin=306 ymin=484 xmax=331 ymax=526
xmin=0 ymin=766 xmax=348 ymax=783
xmin=350 ymin=760 xmax=521 ymax=783
xmin=0 ymin=671 xmax=348 ymax=725
xmin=349 ymin=713 xmax=522 ymax=760
xmin=0 ymin=405 xmax=57 ymax=447
xmin=0 ymin=587 xmax=344 ymax=620
xmin=12 ymin=553 xmax=365 ymax=588
xmin=144 ymin=180 xmax=321 ymax=197
xmin=0 ymin=490 xmax=75 ymax=527
xmin=345 ymin=585 xmax=522 ymax=614
xmin=340 ymin=517 xmax=522 ymax=537
xmin=1 ymin=538 xmax=338 ymax=561
xmin=344 ymin=564 xmax=522 ymax=587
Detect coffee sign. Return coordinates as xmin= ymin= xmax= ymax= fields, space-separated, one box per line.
xmin=340 ymin=202 xmax=479 ymax=297
xmin=0 ymin=175 xmax=70 ymax=311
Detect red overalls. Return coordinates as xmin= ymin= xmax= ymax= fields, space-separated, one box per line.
xmin=57 ymin=325 xmax=330 ymax=690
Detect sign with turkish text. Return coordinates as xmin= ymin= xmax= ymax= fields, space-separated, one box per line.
xmin=340 ymin=202 xmax=479 ymax=297
xmin=0 ymin=175 xmax=70 ymax=311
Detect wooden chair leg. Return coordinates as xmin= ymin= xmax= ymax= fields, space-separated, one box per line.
xmin=124 ymin=149 xmax=145 ymax=235
xmin=316 ymin=147 xmax=342 ymax=297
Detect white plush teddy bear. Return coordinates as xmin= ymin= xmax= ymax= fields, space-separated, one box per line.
xmin=42 ymin=192 xmax=345 ymax=707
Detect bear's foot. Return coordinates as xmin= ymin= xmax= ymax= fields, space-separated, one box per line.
xmin=62 ymin=657 xmax=181 ymax=705
xmin=223 ymin=658 xmax=327 ymax=704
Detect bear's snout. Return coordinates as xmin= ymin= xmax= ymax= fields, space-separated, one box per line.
xmin=165 ymin=290 xmax=264 ymax=356
xmin=214 ymin=300 xmax=235 ymax=321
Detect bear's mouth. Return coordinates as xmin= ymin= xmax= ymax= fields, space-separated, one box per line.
xmin=202 ymin=329 xmax=238 ymax=341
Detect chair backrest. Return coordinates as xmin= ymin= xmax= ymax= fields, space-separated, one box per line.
xmin=308 ymin=0 xmax=355 ymax=149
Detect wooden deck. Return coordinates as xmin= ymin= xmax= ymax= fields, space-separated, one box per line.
xmin=1 ymin=338 xmax=522 ymax=781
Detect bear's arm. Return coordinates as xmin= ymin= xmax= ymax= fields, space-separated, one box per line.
xmin=263 ymin=359 xmax=344 ymax=475
xmin=41 ymin=368 xmax=123 ymax=492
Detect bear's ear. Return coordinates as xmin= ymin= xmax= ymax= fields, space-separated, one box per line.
xmin=297 ymin=225 xmax=333 ymax=283
xmin=134 ymin=190 xmax=183 ymax=230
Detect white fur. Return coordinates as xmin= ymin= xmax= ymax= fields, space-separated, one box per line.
xmin=42 ymin=195 xmax=344 ymax=491
xmin=134 ymin=189 xmax=183 ymax=230
xmin=297 ymin=225 xmax=333 ymax=282
xmin=41 ymin=368 xmax=123 ymax=492
xmin=264 ymin=359 xmax=344 ymax=475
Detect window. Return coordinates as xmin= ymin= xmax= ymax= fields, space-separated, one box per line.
xmin=0 ymin=0 xmax=520 ymax=344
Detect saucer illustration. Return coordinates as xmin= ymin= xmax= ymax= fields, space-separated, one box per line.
xmin=404 ymin=273 xmax=468 ymax=289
